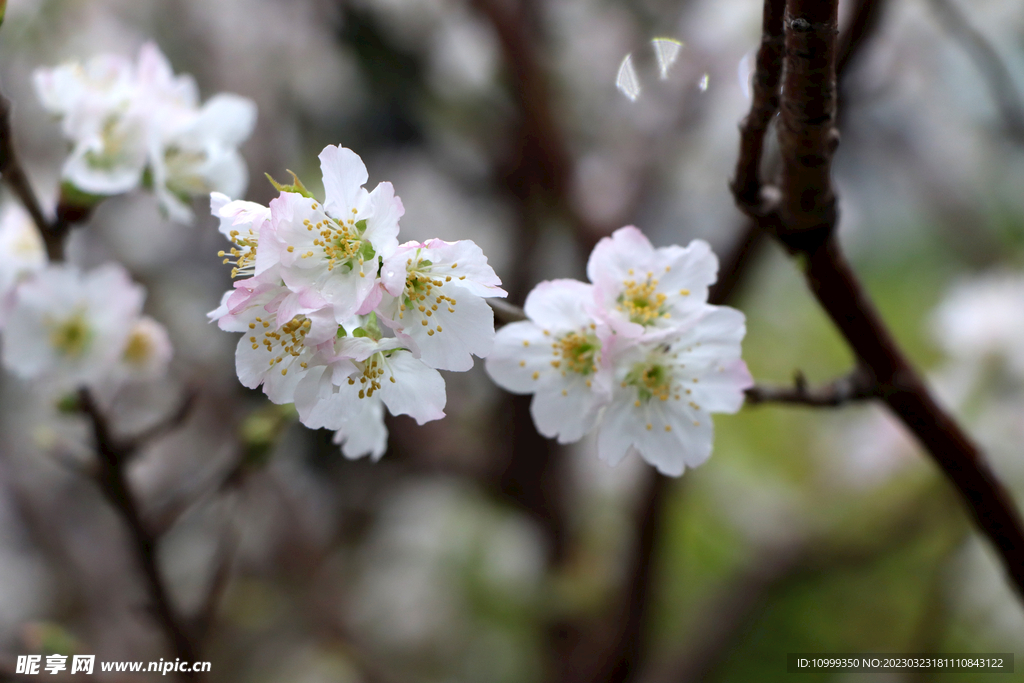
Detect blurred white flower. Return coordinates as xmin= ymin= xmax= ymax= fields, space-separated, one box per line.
xmin=113 ymin=316 xmax=173 ymax=382
xmin=930 ymin=272 xmax=1024 ymax=379
xmin=33 ymin=42 xmax=256 ymax=222
xmin=0 ymin=203 xmax=46 ymax=327
xmin=1 ymin=263 xmax=144 ymax=388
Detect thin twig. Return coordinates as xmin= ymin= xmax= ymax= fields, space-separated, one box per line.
xmin=488 ymin=298 xmax=528 ymax=325
xmin=123 ymin=387 xmax=198 ymax=451
xmin=731 ymin=0 xmax=787 ymax=206
xmin=745 ymin=367 xmax=876 ymax=406
xmin=0 ymin=96 xmax=69 ymax=261
xmin=927 ymin=0 xmax=1024 ymax=144
xmin=78 ymin=390 xmax=199 ymax=670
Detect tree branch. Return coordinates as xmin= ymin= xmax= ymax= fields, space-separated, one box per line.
xmin=77 ymin=390 xmax=199 ymax=670
xmin=0 ymin=96 xmax=69 ymax=261
xmin=731 ymin=0 xmax=787 ymax=206
xmin=730 ymin=0 xmax=1024 ymax=600
xmin=745 ymin=367 xmax=876 ymax=406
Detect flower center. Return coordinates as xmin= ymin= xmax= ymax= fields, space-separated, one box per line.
xmin=246 ymin=314 xmax=313 ymax=376
xmin=50 ymin=312 xmax=92 ymax=358
xmin=218 ymin=229 xmax=258 ymax=279
xmin=625 ymin=361 xmax=673 ymax=403
xmin=552 ymin=331 xmax=600 ymax=376
xmin=397 ymin=257 xmax=459 ymax=337
xmin=302 ymin=206 xmax=374 ymax=274
xmin=122 ymin=328 xmax=153 ymax=366
xmin=618 ymin=273 xmax=669 ymax=325
xmin=345 ymin=351 xmax=395 ymax=399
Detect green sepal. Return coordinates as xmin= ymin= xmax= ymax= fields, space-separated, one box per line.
xmin=59 ymin=181 xmax=106 ymax=209
xmin=352 ymin=312 xmax=383 ymax=341
xmin=265 ymin=170 xmax=315 ymax=199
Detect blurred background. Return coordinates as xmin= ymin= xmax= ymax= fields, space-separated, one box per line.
xmin=0 ymin=0 xmax=1023 ymax=681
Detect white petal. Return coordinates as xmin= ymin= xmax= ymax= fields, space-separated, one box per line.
xmin=530 ymin=375 xmax=607 ymax=444
xmin=485 ymin=322 xmax=554 ymax=393
xmin=380 ymin=352 xmax=446 ymax=424
xmin=522 ymin=279 xmax=597 ymax=330
xmin=333 ymin=398 xmax=388 ymax=460
xmin=195 ymin=94 xmax=257 ymax=147
xmin=319 ymin=145 xmax=368 ymax=215
xmin=362 ymin=182 xmax=403 ymax=259
xmin=400 ymin=289 xmax=494 ymax=372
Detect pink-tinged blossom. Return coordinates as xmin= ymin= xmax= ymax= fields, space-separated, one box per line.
xmin=378 ymin=239 xmax=506 ymax=371
xmin=224 ymin=279 xmax=339 ymax=405
xmin=1 ymin=264 xmax=144 ymax=388
xmin=0 ymin=203 xmax=46 ymax=327
xmin=598 ymin=306 xmax=752 ymax=476
xmin=211 ymin=192 xmax=274 ymax=279
xmin=266 ymin=145 xmax=403 ymax=323
xmin=485 ymin=279 xmax=612 ymax=444
xmin=294 ymin=333 xmax=446 ymax=460
xmin=587 ymin=226 xmax=718 ymax=339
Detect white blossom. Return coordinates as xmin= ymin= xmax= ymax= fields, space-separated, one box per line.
xmin=113 ymin=316 xmax=173 ymax=382
xmin=587 ymin=226 xmax=718 ymax=339
xmin=34 ymin=42 xmax=256 ymax=222
xmin=486 ymin=279 xmax=612 ymax=443
xmin=378 ymin=239 xmax=506 ymax=371
xmin=294 ymin=332 xmax=447 ymax=460
xmin=263 ymin=145 xmax=403 ymax=322
xmin=598 ymin=306 xmax=752 ymax=476
xmin=0 ymin=203 xmax=46 ymax=327
xmin=1 ymin=264 xmax=144 ymax=388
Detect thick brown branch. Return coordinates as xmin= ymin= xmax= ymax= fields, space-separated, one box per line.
xmin=777 ymin=1 xmax=839 ymax=240
xmin=745 ymin=367 xmax=876 ymax=406
xmin=731 ymin=0 xmax=787 ymax=206
xmin=927 ymin=0 xmax=1024 ymax=143
xmin=729 ymin=0 xmax=1024 ymax=601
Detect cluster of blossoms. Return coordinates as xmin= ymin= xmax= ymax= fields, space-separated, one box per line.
xmin=34 ymin=43 xmax=256 ymax=222
xmin=485 ymin=227 xmax=753 ymax=476
xmin=0 ymin=223 xmax=171 ymax=390
xmin=209 ymin=145 xmax=506 ymax=460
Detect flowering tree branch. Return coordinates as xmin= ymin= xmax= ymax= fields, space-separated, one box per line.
xmin=732 ymin=0 xmax=1024 ymax=599
xmin=1 ymin=87 xmax=203 ymax=671
xmin=745 ymin=367 xmax=876 ymax=406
